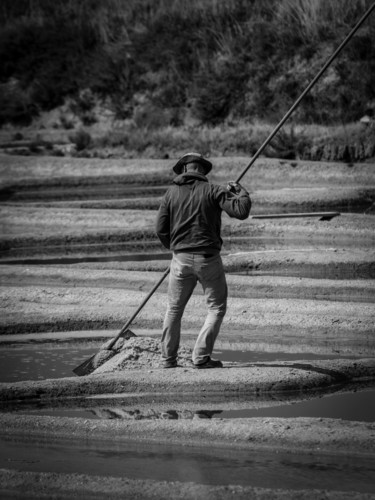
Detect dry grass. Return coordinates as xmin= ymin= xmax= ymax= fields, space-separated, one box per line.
xmin=275 ymin=0 xmax=372 ymax=40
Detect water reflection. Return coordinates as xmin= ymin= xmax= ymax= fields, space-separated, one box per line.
xmin=86 ymin=387 xmax=375 ymax=422
xmin=12 ymin=386 xmax=375 ymax=423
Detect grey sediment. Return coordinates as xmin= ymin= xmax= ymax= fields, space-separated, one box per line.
xmin=0 ymin=469 xmax=373 ymax=500
xmin=0 ymin=407 xmax=374 ymax=455
xmin=1 ymin=211 xmax=374 ymax=250
xmin=0 ymin=358 xmax=374 ymax=401
xmin=1 ymin=154 xmax=375 ymax=498
xmin=1 ymin=263 xmax=375 ymax=300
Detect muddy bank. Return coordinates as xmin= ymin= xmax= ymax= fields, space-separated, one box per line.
xmin=10 ymin=184 xmax=374 ymax=212
xmin=4 ymin=382 xmax=368 ymax=415
xmin=225 ymin=247 xmax=375 ymax=278
xmin=1 ymin=264 xmax=374 ymax=301
xmin=1 ymin=409 xmax=374 ymax=455
xmin=0 ymin=153 xmax=374 ymax=498
xmin=2 ymin=186 xmax=374 ymax=212
xmin=1 ymin=288 xmax=373 ymax=344
xmin=1 ymin=153 xmax=374 ymax=259
xmin=1 ymin=263 xmax=373 ymax=356
xmin=2 ymin=469 xmax=372 ymax=500
xmin=1 ymin=213 xmax=374 ymax=261
xmin=1 ymin=209 xmax=374 ymax=252
xmin=0 ymin=357 xmax=374 ymax=401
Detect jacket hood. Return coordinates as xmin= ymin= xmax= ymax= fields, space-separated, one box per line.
xmin=173 ymin=172 xmax=209 ymax=185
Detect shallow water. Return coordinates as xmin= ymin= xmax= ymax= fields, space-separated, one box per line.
xmin=0 ymin=435 xmax=374 ymax=493
xmin=13 ymin=387 xmax=375 ymax=423
xmin=0 ymin=345 xmax=358 ymax=383
xmin=0 ymin=251 xmax=172 ymax=265
xmin=217 ymin=387 xmax=375 ymax=421
xmin=0 ymin=345 xmax=97 ymax=382
xmin=0 ymin=343 xmax=374 ymax=423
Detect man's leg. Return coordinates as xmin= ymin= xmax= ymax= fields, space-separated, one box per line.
xmin=192 ymin=255 xmax=227 ymax=365
xmin=161 ymin=253 xmax=197 ymax=365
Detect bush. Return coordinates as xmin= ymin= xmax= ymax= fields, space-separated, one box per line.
xmin=265 ymin=126 xmax=312 ymax=159
xmin=68 ymin=129 xmax=92 ymax=151
xmin=0 ymin=0 xmax=374 ymax=127
xmin=132 ymin=101 xmax=179 ymax=129
xmin=0 ymin=78 xmax=38 ymax=126
xmin=68 ymin=89 xmax=97 ymax=125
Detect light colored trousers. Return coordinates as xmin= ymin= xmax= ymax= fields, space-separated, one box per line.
xmin=161 ymin=252 xmax=228 ymax=365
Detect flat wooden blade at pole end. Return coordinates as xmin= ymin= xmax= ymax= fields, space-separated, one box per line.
xmin=72 ymin=268 xmax=170 ymax=376
xmin=73 ymin=348 xmax=117 ymax=376
xmin=72 ymin=354 xmax=98 ymax=376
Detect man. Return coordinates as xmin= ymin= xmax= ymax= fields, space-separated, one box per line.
xmin=156 ymin=152 xmax=251 ymax=369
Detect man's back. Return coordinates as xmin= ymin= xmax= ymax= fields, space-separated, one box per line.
xmin=156 ymin=171 xmax=251 ymax=253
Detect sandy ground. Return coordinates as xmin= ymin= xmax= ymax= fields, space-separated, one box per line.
xmin=1 ymin=355 xmax=375 ymax=400
xmin=0 ymin=153 xmax=374 ymax=498
xmin=0 ymin=260 xmax=373 ymax=357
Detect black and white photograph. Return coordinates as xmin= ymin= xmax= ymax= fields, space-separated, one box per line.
xmin=0 ymin=1 xmax=374 ymax=498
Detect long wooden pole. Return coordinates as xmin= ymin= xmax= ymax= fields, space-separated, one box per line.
xmin=125 ymin=2 xmax=375 ymax=334
xmin=73 ymin=4 xmax=375 ymax=375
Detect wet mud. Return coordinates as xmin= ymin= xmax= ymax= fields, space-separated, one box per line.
xmin=0 ymin=154 xmax=374 ymax=498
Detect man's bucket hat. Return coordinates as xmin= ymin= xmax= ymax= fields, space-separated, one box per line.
xmin=173 ymin=152 xmax=212 ymax=175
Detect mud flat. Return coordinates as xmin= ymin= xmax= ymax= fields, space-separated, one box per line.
xmin=0 ymin=398 xmax=375 ymax=499
xmin=0 ymin=154 xmax=374 ymax=498
xmin=1 ymin=361 xmax=375 ymax=499
xmin=1 ymin=352 xmax=375 ymax=400
xmin=0 ymin=469 xmax=374 ymax=500
xmin=1 ymin=251 xmax=374 ymax=358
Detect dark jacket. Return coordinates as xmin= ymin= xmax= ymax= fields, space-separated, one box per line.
xmin=156 ymin=172 xmax=251 ymax=253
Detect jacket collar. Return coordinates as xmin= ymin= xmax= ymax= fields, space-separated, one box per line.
xmin=173 ymin=172 xmax=209 ymax=185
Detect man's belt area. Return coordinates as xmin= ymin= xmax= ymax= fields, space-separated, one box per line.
xmin=174 ymin=248 xmax=219 ymax=258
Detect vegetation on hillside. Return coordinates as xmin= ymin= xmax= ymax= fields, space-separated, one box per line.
xmin=0 ymin=0 xmax=374 ymax=129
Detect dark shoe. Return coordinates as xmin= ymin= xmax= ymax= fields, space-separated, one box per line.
xmin=194 ymin=357 xmax=223 ymax=369
xmin=163 ymin=360 xmax=178 ymax=369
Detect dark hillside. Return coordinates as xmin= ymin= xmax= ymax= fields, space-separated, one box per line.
xmin=0 ymin=0 xmax=374 ymax=127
